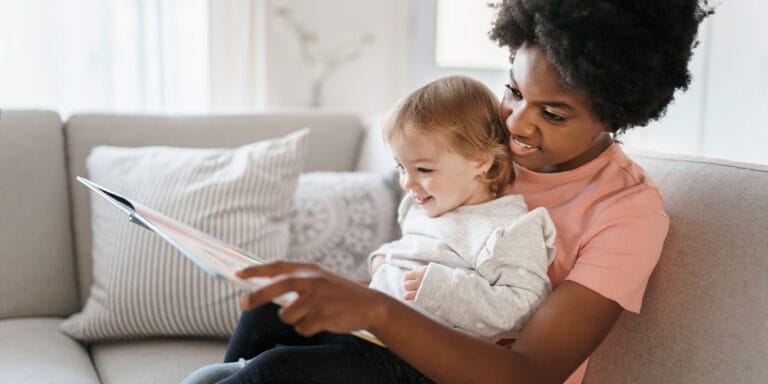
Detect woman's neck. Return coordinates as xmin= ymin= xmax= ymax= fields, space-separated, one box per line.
xmin=545 ymin=133 xmax=613 ymax=173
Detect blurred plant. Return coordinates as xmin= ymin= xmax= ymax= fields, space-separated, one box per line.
xmin=274 ymin=6 xmax=375 ymax=108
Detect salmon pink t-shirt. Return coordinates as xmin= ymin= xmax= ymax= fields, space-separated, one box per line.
xmin=507 ymin=143 xmax=669 ymax=383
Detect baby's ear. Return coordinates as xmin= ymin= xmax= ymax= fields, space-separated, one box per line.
xmin=473 ymin=153 xmax=494 ymax=174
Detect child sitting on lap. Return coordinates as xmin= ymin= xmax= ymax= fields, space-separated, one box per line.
xmin=368 ymin=74 xmax=556 ymax=341
xmin=183 ymin=74 xmax=555 ymax=384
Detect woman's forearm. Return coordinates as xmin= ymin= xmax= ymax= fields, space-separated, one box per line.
xmin=368 ymin=294 xmax=540 ymax=384
xmin=237 ymin=262 xmax=618 ymax=384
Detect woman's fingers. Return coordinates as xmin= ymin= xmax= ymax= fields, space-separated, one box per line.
xmin=237 ymin=261 xmax=392 ymax=335
xmin=239 ymin=272 xmax=313 ymax=310
xmin=236 ymin=261 xmax=318 ymax=279
xmin=278 ymin=289 xmax=314 ymax=325
xmin=293 ymin=310 xmax=326 ymax=337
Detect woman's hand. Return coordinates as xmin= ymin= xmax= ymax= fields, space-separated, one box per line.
xmin=403 ymin=265 xmax=427 ymax=300
xmin=236 ymin=262 xmax=624 ymax=384
xmin=236 ymin=261 xmax=392 ymax=337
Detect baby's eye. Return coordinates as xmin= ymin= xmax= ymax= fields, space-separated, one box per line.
xmin=416 ymin=167 xmax=433 ymax=174
xmin=395 ymin=164 xmax=404 ymax=171
xmin=542 ymin=109 xmax=565 ymax=122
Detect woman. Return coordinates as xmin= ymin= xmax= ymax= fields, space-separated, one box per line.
xmin=229 ymin=1 xmax=713 ymax=383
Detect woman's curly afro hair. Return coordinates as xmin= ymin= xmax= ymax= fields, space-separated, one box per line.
xmin=490 ymin=0 xmax=714 ymax=134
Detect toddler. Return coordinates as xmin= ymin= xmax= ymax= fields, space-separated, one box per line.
xmin=183 ymin=74 xmax=555 ymax=383
xmin=368 ymin=74 xmax=555 ymax=341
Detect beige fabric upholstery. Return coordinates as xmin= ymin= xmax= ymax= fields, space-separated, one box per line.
xmin=65 ymin=112 xmax=366 ymax=301
xmin=0 ymin=111 xmax=79 ymax=318
xmin=91 ymin=339 xmax=226 ymax=384
xmin=4 ymin=109 xmax=767 ymax=383
xmin=0 ymin=318 xmax=100 ymax=383
xmin=584 ymin=151 xmax=768 ymax=383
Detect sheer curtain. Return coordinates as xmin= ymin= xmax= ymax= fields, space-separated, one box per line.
xmin=0 ymin=0 xmax=266 ymax=117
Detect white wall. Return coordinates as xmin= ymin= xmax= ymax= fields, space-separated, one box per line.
xmin=408 ymin=0 xmax=768 ymax=165
xmin=616 ymin=0 xmax=768 ymax=165
xmin=263 ymin=0 xmax=411 ymax=118
xmin=410 ymin=0 xmax=508 ymax=99
xmin=3 ymin=0 xmax=763 ymax=165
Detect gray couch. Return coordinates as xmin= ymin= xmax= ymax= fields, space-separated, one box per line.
xmin=1 ymin=110 xmax=766 ymax=383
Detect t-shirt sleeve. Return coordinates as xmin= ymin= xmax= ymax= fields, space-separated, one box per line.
xmin=565 ymin=186 xmax=669 ymax=313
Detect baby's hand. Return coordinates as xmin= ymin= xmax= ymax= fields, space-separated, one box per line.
xmin=403 ymin=265 xmax=427 ymax=301
xmin=370 ymin=255 xmax=386 ymax=275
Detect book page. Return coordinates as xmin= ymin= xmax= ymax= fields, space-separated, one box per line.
xmin=132 ymin=202 xmax=266 ymax=290
xmin=77 ymin=177 xmax=383 ymax=346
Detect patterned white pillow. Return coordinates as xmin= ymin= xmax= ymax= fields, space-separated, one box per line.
xmin=287 ymin=171 xmax=400 ymax=280
xmin=60 ymin=129 xmax=309 ymax=342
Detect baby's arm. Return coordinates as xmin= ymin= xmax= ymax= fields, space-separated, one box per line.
xmin=368 ymin=240 xmax=397 ymax=278
xmin=370 ymin=255 xmax=386 ymax=276
xmin=413 ymin=207 xmax=556 ymax=339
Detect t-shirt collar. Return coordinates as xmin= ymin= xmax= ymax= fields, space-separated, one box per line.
xmin=513 ymin=142 xmax=620 ymax=185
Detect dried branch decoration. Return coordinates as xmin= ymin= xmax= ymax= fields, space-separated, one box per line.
xmin=275 ymin=6 xmax=375 ymax=107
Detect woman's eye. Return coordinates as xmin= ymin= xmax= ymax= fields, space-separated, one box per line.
xmin=505 ymin=84 xmax=523 ymax=99
xmin=542 ymin=109 xmax=565 ymax=122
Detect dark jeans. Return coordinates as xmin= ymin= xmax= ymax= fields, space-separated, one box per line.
xmin=220 ymin=303 xmax=433 ymax=384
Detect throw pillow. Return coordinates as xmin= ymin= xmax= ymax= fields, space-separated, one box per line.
xmin=60 ymin=129 xmax=309 ymax=342
xmin=287 ymin=171 xmax=401 ymax=280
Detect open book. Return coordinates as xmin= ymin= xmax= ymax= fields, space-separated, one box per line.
xmin=77 ymin=176 xmax=382 ymax=346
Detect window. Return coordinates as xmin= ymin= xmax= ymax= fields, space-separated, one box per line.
xmin=434 ymin=0 xmax=508 ymax=69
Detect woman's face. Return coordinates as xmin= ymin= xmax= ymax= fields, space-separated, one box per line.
xmin=500 ymin=43 xmax=612 ymax=173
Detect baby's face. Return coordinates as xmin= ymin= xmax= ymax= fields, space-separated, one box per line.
xmin=389 ymin=127 xmax=493 ymax=218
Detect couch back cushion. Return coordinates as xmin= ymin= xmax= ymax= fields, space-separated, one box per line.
xmin=0 ymin=111 xmax=80 ymax=318
xmin=65 ymin=113 xmax=365 ymax=302
xmin=584 ymin=151 xmax=768 ymax=383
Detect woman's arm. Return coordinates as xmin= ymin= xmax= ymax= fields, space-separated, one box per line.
xmin=238 ymin=262 xmax=622 ymax=384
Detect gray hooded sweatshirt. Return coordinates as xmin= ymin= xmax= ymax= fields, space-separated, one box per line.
xmin=368 ymin=194 xmax=556 ymax=342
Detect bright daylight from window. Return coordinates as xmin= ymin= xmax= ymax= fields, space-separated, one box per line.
xmin=0 ymin=0 xmax=766 ymax=164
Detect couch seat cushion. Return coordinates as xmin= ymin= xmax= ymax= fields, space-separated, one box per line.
xmin=91 ymin=339 xmax=227 ymax=384
xmin=0 ymin=318 xmax=99 ymax=384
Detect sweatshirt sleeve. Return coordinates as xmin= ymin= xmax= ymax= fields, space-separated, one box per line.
xmin=413 ymin=207 xmax=556 ymax=339
xmin=367 ymin=196 xmax=413 ymax=275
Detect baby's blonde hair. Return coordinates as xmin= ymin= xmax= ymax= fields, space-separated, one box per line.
xmin=383 ymin=75 xmax=512 ymax=195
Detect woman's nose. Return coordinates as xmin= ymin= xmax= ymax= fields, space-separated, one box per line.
xmin=501 ymin=100 xmax=535 ymax=137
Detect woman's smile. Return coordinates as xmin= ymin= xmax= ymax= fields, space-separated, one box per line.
xmin=500 ymin=43 xmax=612 ymax=173
xmin=509 ymin=136 xmax=539 ymax=156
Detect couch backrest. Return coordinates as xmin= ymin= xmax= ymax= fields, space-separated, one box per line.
xmin=65 ymin=112 xmax=366 ymax=303
xmin=0 ymin=111 xmax=80 ymax=319
xmin=585 ymin=151 xmax=768 ymax=383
